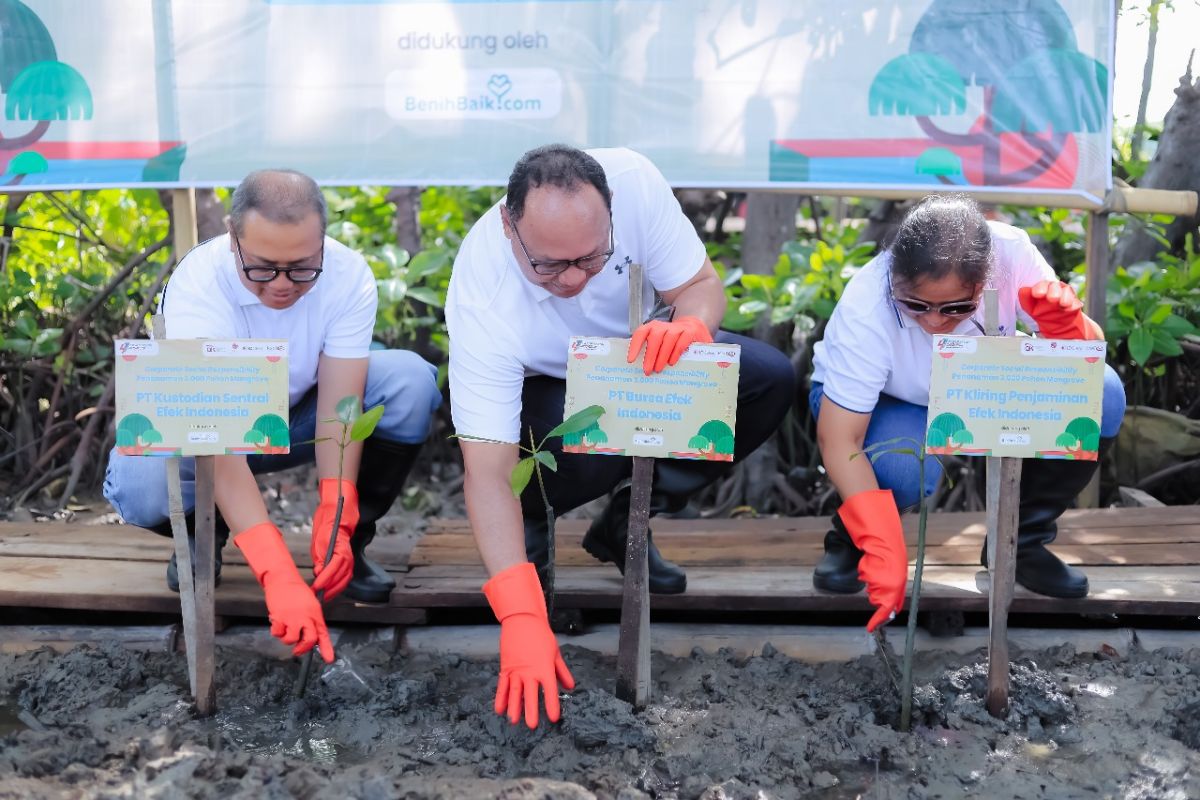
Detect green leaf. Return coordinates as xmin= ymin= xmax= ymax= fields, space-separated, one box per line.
xmin=350 ymin=404 xmax=385 ymax=441
xmin=1150 ymin=329 xmax=1183 ymax=357
xmin=408 ymin=249 xmax=452 ymax=278
xmin=405 ymin=286 xmax=444 ymax=308
xmin=335 ymin=395 xmax=361 ymax=425
xmin=510 ymin=457 xmax=535 ymax=498
xmin=546 ymin=405 xmax=604 ymax=439
xmin=1128 ymin=327 xmax=1154 ymax=366
xmin=534 ymin=450 xmax=558 ymax=472
xmin=1159 ymin=313 xmax=1197 ymax=338
xmin=1148 ymin=303 xmax=1173 ymax=325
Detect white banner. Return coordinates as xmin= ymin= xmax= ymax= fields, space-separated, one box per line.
xmin=9 ymin=0 xmax=1113 ymax=201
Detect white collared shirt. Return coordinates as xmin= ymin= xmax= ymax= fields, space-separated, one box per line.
xmin=446 ymin=148 xmax=707 ymax=443
xmin=811 ymin=222 xmax=1055 ymax=414
xmin=161 ymin=234 xmax=377 ymax=407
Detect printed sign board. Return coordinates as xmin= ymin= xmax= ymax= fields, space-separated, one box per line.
xmin=563 ymin=337 xmax=740 ymax=461
xmin=926 ymin=336 xmax=1106 ymax=460
xmin=114 ymin=339 xmax=290 ymax=457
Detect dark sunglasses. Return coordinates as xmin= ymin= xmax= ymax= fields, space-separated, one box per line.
xmin=233 ymin=233 xmax=324 ymax=283
xmin=892 ymin=296 xmax=979 ymax=318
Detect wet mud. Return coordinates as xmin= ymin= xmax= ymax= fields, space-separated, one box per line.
xmin=1 ymin=638 xmax=1198 ymax=798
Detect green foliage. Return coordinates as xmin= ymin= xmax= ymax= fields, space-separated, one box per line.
xmin=7 ymin=60 xmax=93 ymax=120
xmin=1103 ymin=242 xmax=1200 ymax=368
xmin=586 ymin=427 xmax=607 ymax=446
xmin=1055 ymin=431 xmax=1078 ymax=449
xmin=950 ymin=428 xmax=973 ymax=446
xmin=715 ymin=217 xmax=874 ymax=334
xmin=688 ymin=434 xmax=709 ymax=450
xmin=324 ymin=185 xmax=502 ymax=365
xmin=507 ymin=405 xmax=606 ymax=498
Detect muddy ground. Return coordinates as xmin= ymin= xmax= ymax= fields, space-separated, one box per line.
xmin=1 ymin=638 xmax=1199 ymax=799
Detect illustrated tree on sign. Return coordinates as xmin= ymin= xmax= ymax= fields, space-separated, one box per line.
xmin=562 ymin=419 xmax=608 ymax=449
xmin=868 ymin=0 xmax=1106 ymax=187
xmin=926 ymin=412 xmax=974 ymax=451
xmin=244 ymin=414 xmax=290 ymax=453
xmin=1056 ymin=416 xmax=1100 ymax=456
xmin=0 ymin=0 xmax=93 ymax=184
xmin=115 ymin=413 xmax=163 ymax=455
xmin=688 ymin=419 xmax=735 ymax=459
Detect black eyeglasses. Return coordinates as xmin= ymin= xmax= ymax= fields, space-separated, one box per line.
xmin=892 ymin=296 xmax=979 ymax=318
xmin=508 ymin=208 xmax=614 ymax=276
xmin=233 ymin=233 xmax=324 ymax=283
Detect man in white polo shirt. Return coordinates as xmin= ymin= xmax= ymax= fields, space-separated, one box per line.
xmin=104 ymin=169 xmax=441 ymax=661
xmin=446 ymin=145 xmax=794 ymax=728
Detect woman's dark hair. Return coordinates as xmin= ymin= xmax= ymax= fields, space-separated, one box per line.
xmin=505 ymin=144 xmax=611 ymax=223
xmin=889 ymin=194 xmax=992 ymax=289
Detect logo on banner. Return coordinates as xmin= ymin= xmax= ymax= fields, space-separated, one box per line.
xmin=386 ymin=68 xmax=562 ymax=120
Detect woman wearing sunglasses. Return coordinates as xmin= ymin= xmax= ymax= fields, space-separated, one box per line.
xmin=808 ymin=194 xmax=1126 ymax=628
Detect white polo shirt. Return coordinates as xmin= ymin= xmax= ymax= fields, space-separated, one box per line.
xmin=446 ymin=147 xmax=708 ymax=443
xmin=161 ymin=234 xmax=377 ymax=407
xmin=811 ymin=222 xmax=1055 ymax=414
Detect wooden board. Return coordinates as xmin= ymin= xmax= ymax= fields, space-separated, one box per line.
xmin=0 ymin=522 xmax=413 ymax=571
xmin=0 ymin=556 xmax=425 ymax=625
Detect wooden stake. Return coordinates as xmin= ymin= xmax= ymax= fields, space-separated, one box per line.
xmin=983 ymin=289 xmax=1022 ymax=719
xmin=158 ymin=191 xmax=217 ymax=715
xmin=1078 ymin=209 xmax=1110 ymax=509
xmin=616 ymin=262 xmax=652 ymax=708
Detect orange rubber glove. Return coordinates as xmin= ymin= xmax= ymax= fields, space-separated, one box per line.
xmin=482 ymin=562 xmax=575 ymax=729
xmin=838 ymin=490 xmax=908 ymax=632
xmin=1018 ymin=280 xmax=1097 ymax=340
xmin=627 ymin=315 xmax=713 ymax=375
xmin=234 ymin=521 xmax=335 ymax=662
xmin=310 ymin=478 xmax=358 ymax=601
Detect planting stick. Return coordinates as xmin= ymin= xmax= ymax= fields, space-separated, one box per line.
xmin=155 ymin=312 xmax=218 ymax=716
xmin=616 ymin=262 xmax=652 ymax=708
xmin=295 ymin=496 xmax=343 ymax=698
xmin=983 ymin=289 xmax=1022 ymax=718
xmin=899 ymin=455 xmax=930 ymax=731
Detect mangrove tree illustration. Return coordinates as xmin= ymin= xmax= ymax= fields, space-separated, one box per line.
xmin=868 ymin=0 xmax=1106 ymax=186
xmin=115 ymin=413 xmax=163 ymax=455
xmin=1054 ymin=416 xmax=1100 ymax=457
xmin=687 ymin=419 xmax=735 ymax=460
xmin=243 ymin=413 xmax=290 ymax=454
xmin=925 ymin=412 xmax=976 ymax=451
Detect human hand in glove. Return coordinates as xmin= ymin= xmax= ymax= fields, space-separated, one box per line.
xmin=838 ymin=489 xmax=908 ymax=632
xmin=234 ymin=521 xmax=335 ymax=662
xmin=483 ymin=562 xmax=575 ymax=728
xmin=310 ymin=478 xmax=358 ymax=600
xmin=627 ymin=315 xmax=713 ymax=375
xmin=1018 ymin=280 xmax=1099 ymax=341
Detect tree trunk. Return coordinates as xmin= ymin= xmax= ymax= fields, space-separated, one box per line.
xmin=1130 ymin=0 xmax=1162 ymax=162
xmin=387 ymin=187 xmax=422 ymax=255
xmin=740 ymin=192 xmax=800 ymax=511
xmin=1114 ymin=60 xmax=1200 ymax=268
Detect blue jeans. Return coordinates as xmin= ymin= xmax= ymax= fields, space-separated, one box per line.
xmin=809 ymin=363 xmax=1127 ymax=510
xmin=103 ymin=348 xmax=441 ymax=528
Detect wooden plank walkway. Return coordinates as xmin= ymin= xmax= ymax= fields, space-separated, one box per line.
xmin=400 ymin=506 xmax=1200 ymax=616
xmin=0 ymin=522 xmax=424 ymax=625
xmin=1 ymin=506 xmax=1197 ymax=623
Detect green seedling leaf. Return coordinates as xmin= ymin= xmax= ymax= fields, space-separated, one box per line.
xmin=869 ymin=447 xmax=916 ymax=463
xmin=510 ymin=457 xmax=536 ymax=498
xmin=336 ymin=395 xmax=361 ymax=424
xmin=534 ymin=450 xmax=558 ymax=472
xmin=1128 ymin=327 xmax=1153 ymax=366
xmin=350 ymin=404 xmax=385 ymax=441
xmin=547 ymin=405 xmax=605 ymax=439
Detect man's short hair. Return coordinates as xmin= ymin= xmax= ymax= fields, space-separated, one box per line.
xmin=229 ymin=169 xmax=328 ymax=236
xmin=505 ymin=144 xmax=612 ymax=223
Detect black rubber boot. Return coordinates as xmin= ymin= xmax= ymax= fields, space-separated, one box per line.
xmin=343 ymin=437 xmax=422 ymax=603
xmin=581 ymin=483 xmax=688 ymax=595
xmin=150 ymin=512 xmax=230 ymax=593
xmin=981 ymin=438 xmax=1114 ymax=599
xmin=812 ymin=511 xmax=866 ymax=594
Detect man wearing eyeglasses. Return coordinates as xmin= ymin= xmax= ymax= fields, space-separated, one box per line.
xmin=445 ymin=145 xmax=795 ymax=729
xmin=104 ymin=169 xmax=441 ymax=663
